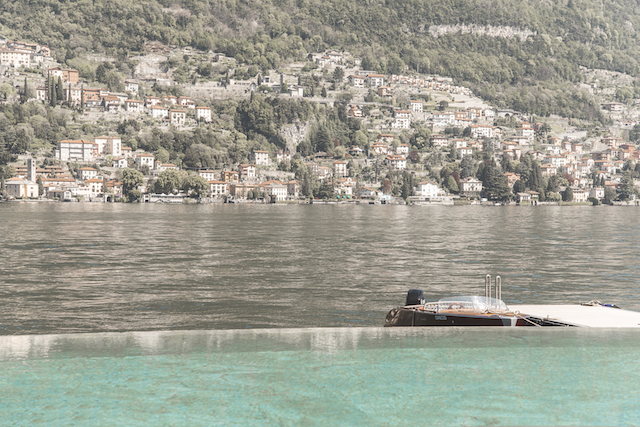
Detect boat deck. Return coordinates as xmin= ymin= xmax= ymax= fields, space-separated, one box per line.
xmin=510 ymin=304 xmax=640 ymax=328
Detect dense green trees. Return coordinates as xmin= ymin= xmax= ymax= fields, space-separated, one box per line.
xmin=182 ymin=175 xmax=209 ymax=198
xmin=121 ymin=168 xmax=144 ymax=201
xmin=562 ymin=186 xmax=574 ymax=202
xmin=479 ymin=160 xmax=511 ymax=201
xmin=3 ymin=0 xmax=639 ymax=117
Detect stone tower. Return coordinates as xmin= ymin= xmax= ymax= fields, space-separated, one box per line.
xmin=27 ymin=158 xmax=36 ymax=183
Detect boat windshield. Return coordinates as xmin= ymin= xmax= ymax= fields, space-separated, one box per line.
xmin=437 ymin=296 xmax=509 ymax=312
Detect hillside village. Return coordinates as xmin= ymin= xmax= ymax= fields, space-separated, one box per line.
xmin=2 ymin=37 xmax=640 ymax=205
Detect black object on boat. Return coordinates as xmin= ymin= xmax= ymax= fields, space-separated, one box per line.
xmin=406 ymin=289 xmax=425 ymax=306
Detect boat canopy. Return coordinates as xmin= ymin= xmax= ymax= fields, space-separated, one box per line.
xmin=437 ymin=296 xmax=509 ymax=312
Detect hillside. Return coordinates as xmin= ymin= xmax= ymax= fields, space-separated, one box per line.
xmin=3 ymin=0 xmax=640 ymax=119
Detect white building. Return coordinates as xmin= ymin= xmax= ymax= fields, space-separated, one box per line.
xmin=253 ymin=150 xmax=270 ymax=166
xmin=457 ymin=147 xmax=473 ymax=159
xmin=470 ymin=124 xmax=499 ymax=139
xmin=348 ymin=75 xmax=365 ymax=88
xmin=590 ymin=187 xmax=605 ymax=200
xmin=263 ymin=182 xmax=288 ymax=201
xmin=415 ymin=181 xmax=445 ymax=199
xmin=195 ymin=106 xmax=212 ymax=122
xmin=392 ymin=110 xmax=411 ymax=129
xmin=57 ymin=140 xmax=97 ymax=162
xmin=460 ymin=177 xmax=483 ymax=196
xmin=366 ymin=74 xmax=385 ymax=87
xmin=155 ymin=162 xmax=179 ymax=172
xmin=208 ymin=180 xmax=228 ymax=196
xmin=385 ymin=155 xmax=407 ymax=170
xmin=198 ymin=170 xmax=218 ymax=181
xmin=333 ymin=161 xmax=348 ymax=177
xmin=124 ymin=80 xmax=139 ymax=95
xmin=79 ymin=167 xmax=98 ymax=181
xmin=276 ymin=151 xmax=292 ymax=164
xmin=239 ymin=164 xmax=256 ymax=180
xmin=125 ymin=99 xmax=144 ymax=113
xmin=432 ymin=112 xmax=455 ymax=126
xmin=112 ymin=158 xmax=128 ymax=168
xmin=0 ymin=48 xmax=31 ymax=67
xmin=408 ymin=100 xmax=423 ymax=113
xmin=135 ymin=154 xmax=155 ymax=169
xmin=516 ymin=123 xmax=535 ymax=140
xmin=169 ymin=109 xmax=186 ymax=126
xmin=149 ymin=105 xmax=168 ymax=119
xmin=93 ymin=136 xmax=122 ymax=157
xmin=83 ymin=178 xmax=104 ymax=196
xmin=396 ymin=144 xmax=410 ymax=155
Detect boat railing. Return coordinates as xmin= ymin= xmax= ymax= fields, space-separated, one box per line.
xmin=485 ymin=274 xmax=502 ymax=300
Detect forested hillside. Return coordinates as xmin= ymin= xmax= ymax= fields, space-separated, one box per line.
xmin=3 ymin=0 xmax=640 ymax=118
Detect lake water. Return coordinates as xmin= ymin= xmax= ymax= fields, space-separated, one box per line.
xmin=2 ymin=203 xmax=640 ymax=334
xmin=2 ymin=203 xmax=640 ymax=425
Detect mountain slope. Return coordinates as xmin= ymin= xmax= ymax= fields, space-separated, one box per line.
xmin=2 ymin=0 xmax=640 ymax=119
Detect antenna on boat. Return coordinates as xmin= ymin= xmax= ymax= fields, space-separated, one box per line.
xmin=495 ymin=275 xmax=502 ymax=301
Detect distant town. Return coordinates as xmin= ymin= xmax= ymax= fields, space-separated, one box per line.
xmin=1 ymin=36 xmax=639 ymax=206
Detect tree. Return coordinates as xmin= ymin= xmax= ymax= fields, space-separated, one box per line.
xmin=410 ymin=126 xmax=431 ymax=149
xmin=56 ymin=76 xmax=64 ymax=101
xmin=316 ymin=180 xmax=334 ymax=199
xmin=438 ymin=100 xmax=449 ymax=111
xmin=337 ymin=92 xmax=353 ymax=103
xmin=334 ymin=146 xmax=346 ymax=159
xmin=155 ymin=148 xmax=170 ymax=164
xmin=21 ymin=77 xmax=28 ymax=104
xmin=49 ymin=77 xmax=56 ymax=107
xmin=603 ymin=187 xmax=616 ymax=204
xmin=401 ymin=172 xmax=414 ymax=199
xmin=618 ymin=171 xmax=637 ymax=200
xmin=382 ymin=178 xmax=392 ymax=194
xmin=544 ymin=191 xmax=560 ymax=202
xmin=481 ymin=162 xmax=511 ymax=201
xmin=197 ymin=63 xmax=213 ymax=77
xmin=528 ymin=160 xmax=543 ymax=191
xmin=513 ymin=179 xmax=526 ymax=194
xmin=121 ymin=168 xmax=144 ymax=201
xmin=630 ymin=123 xmax=640 ymax=143
xmin=332 ymin=67 xmax=344 ymax=83
xmin=183 ymin=143 xmax=217 ymax=169
xmin=407 ymin=150 xmax=421 ymax=164
xmin=445 ymin=175 xmax=459 ymax=193
xmin=562 ymin=186 xmax=574 ymax=202
xmin=546 ymin=175 xmax=560 ymax=193
xmin=352 ymin=130 xmax=368 ymax=148
xmin=460 ymin=155 xmax=477 ymax=178
xmin=182 ymin=175 xmax=209 ymax=198
xmin=321 ymin=86 xmax=327 ymax=98
xmin=154 ymin=170 xmax=183 ymax=194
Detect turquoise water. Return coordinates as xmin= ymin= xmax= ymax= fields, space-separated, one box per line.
xmin=2 ymin=327 xmax=640 ymax=426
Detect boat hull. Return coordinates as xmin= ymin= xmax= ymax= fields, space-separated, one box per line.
xmin=385 ymin=307 xmax=526 ymax=327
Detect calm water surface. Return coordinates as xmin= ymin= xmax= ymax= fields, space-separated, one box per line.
xmin=1 ymin=203 xmax=640 ymax=334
